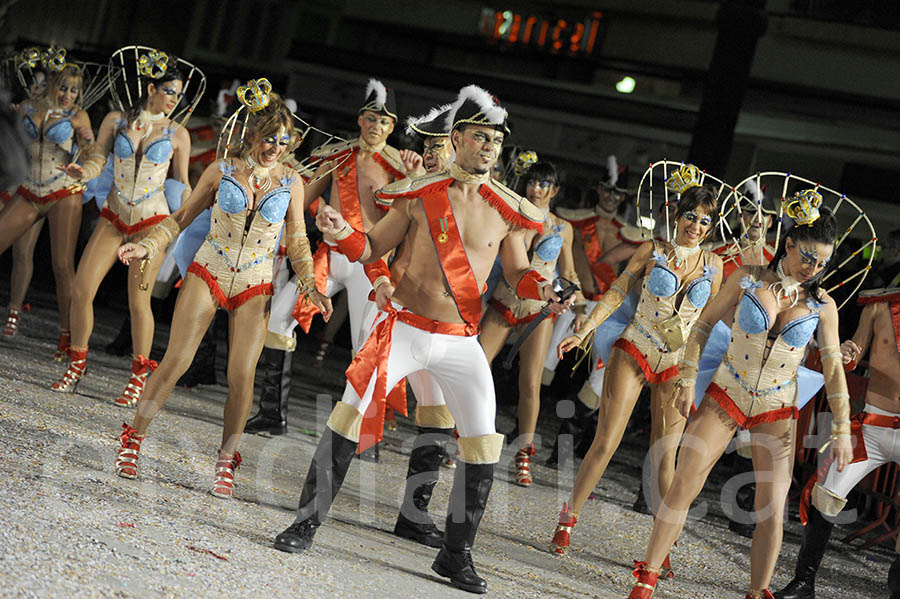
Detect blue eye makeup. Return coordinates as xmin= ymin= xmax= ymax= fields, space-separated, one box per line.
xmin=684 ymin=210 xmax=711 ymax=226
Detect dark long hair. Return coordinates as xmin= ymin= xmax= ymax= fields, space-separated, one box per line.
xmin=125 ymin=57 xmax=184 ymax=124
xmin=767 ymin=207 xmax=837 ymax=303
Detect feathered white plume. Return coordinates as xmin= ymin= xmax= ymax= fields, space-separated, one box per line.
xmin=606 ymin=155 xmax=619 ymax=187
xmin=365 ymin=78 xmax=387 ymax=109
xmin=444 ymin=84 xmax=507 ymax=131
xmin=405 ymin=103 xmax=452 ymax=136
xmin=740 ymin=179 xmax=762 ymax=205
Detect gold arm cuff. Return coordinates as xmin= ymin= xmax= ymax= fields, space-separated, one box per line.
xmin=372 ymin=276 xmax=391 ymax=291
xmin=333 ymin=223 xmax=354 ymax=241
xmin=326 ymin=402 xmax=363 ymax=442
xmin=137 ymin=216 xmax=180 ymax=260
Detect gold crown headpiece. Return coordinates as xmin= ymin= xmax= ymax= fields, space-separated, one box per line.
xmin=138 ymin=49 xmax=169 ymax=79
xmin=513 ymin=150 xmax=538 ymax=177
xmin=784 ymin=189 xmax=822 ymax=227
xmin=41 ymin=45 xmax=68 ymax=72
xmin=237 ymin=78 xmax=272 ymax=113
xmin=20 ymin=47 xmax=42 ymax=69
xmin=665 ymin=163 xmax=703 ymax=195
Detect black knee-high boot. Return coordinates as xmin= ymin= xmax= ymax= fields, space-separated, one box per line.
xmin=245 ymin=347 xmax=292 ymax=435
xmin=394 ymin=426 xmax=454 ymax=547
xmin=545 ymin=397 xmax=595 ymax=468
xmin=774 ymin=506 xmax=835 ymax=599
xmin=273 ymin=427 xmax=358 ymax=553
xmin=431 ymin=461 xmax=494 ymax=594
xmin=889 ymin=554 xmax=900 ymax=599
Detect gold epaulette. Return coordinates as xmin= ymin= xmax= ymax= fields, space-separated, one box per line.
xmin=377 ymin=144 xmax=406 ymax=175
xmin=554 ymin=206 xmax=601 ymax=223
xmin=375 ymin=171 xmax=451 ymax=206
xmin=480 ymin=178 xmax=544 ymax=232
xmin=310 ymin=138 xmax=356 ymax=161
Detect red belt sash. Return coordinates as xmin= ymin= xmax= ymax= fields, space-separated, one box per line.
xmin=292 ymin=242 xmax=333 ymax=333
xmin=18 ymin=185 xmax=81 ymax=205
xmin=336 ymin=149 xmax=365 ymax=232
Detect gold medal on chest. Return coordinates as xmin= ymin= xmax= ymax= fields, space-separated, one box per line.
xmin=437 ymin=217 xmax=449 ymax=244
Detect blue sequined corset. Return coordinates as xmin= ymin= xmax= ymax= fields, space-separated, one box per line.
xmin=647 ymin=251 xmax=713 ymax=310
xmin=737 ymin=278 xmax=820 ymax=348
xmin=216 ymin=173 xmax=292 ymax=224
xmin=534 ymin=224 xmax=563 ymax=261
xmin=114 ymin=131 xmax=173 ymax=164
xmin=24 ymin=114 xmax=73 ymax=143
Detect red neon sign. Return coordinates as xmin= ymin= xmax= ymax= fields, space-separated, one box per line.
xmin=480 ymin=9 xmax=604 ymax=56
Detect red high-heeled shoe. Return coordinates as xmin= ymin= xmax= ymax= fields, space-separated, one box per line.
xmin=3 ymin=307 xmax=20 ymax=337
xmin=114 ymin=355 xmax=158 ymax=407
xmin=628 ymin=561 xmax=660 ymax=599
xmin=115 ymin=423 xmax=145 ymax=479
xmin=210 ymin=450 xmax=243 ymax=498
xmin=54 ymin=329 xmax=71 ymax=362
xmin=51 ymin=348 xmax=87 ymax=393
xmin=744 ymin=590 xmax=774 ymax=599
xmin=514 ymin=443 xmax=535 ymax=486
xmin=550 ymin=502 xmax=577 ymax=555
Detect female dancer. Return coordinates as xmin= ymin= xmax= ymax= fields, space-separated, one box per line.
xmin=2 ymin=63 xmax=48 ymax=338
xmin=113 ymin=81 xmax=331 ymax=498
xmin=51 ymin=47 xmax=203 ymax=409
xmin=0 ymin=47 xmax=95 ymax=356
xmin=479 ymin=160 xmax=584 ymax=486
xmin=627 ymin=190 xmax=854 ymax=599
xmin=551 ymin=164 xmax=724 ymax=561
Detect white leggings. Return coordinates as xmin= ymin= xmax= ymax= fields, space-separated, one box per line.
xmin=821 ymin=404 xmax=900 ymax=498
xmin=340 ymin=314 xmax=495 ymax=438
xmin=359 ymin=301 xmax=447 ymax=409
xmin=267 ymin=248 xmax=373 ymax=352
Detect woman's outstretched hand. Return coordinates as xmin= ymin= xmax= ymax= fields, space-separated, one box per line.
xmin=118 ymin=243 xmax=148 ymax=266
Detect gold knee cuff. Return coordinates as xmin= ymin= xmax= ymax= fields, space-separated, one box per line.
xmin=264 ymin=330 xmax=297 ymax=352
xmin=811 ymin=483 xmax=847 ymax=518
xmin=415 ymin=404 xmax=455 ymax=428
xmin=541 ymin=368 xmax=555 ymax=386
xmin=326 ymin=402 xmax=362 ymax=442
xmin=458 ymin=433 xmax=504 ymax=464
xmin=577 ymin=384 xmax=601 ymax=411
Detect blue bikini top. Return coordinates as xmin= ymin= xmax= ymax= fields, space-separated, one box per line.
xmin=216 ymin=162 xmax=294 ymax=224
xmin=646 ymin=250 xmax=714 ymax=309
xmin=23 ymin=112 xmax=73 ymax=144
xmin=737 ymin=277 xmax=821 ymax=348
xmin=534 ymin=223 xmax=563 ymax=261
xmin=114 ymin=126 xmax=174 ymax=164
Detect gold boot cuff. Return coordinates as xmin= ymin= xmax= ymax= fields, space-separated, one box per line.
xmin=577 ymin=384 xmax=601 ymax=411
xmin=541 ymin=367 xmax=556 ymax=386
xmin=811 ymin=483 xmax=847 ymax=518
xmin=326 ymin=402 xmax=363 ymax=442
xmin=415 ymin=404 xmax=455 ymax=428
xmin=264 ymin=330 xmax=297 ymax=352
xmin=458 ymin=433 xmax=504 ymax=464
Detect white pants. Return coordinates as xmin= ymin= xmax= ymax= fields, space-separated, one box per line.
xmin=821 ymin=405 xmax=900 ymax=499
xmin=267 ymin=248 xmax=373 ymax=352
xmin=360 ymin=301 xmax=447 ymax=409
xmin=341 ymin=313 xmax=495 ymax=438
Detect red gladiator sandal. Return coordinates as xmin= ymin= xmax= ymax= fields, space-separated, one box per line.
xmin=51 ymin=348 xmax=87 ymax=393
xmin=54 ymin=329 xmax=71 ymax=362
xmin=210 ymin=450 xmax=242 ymax=498
xmin=2 ymin=307 xmax=20 ymax=338
xmin=745 ymin=590 xmax=774 ymax=599
xmin=514 ymin=443 xmax=535 ymax=486
xmin=660 ymin=553 xmax=675 ymax=580
xmin=550 ymin=502 xmax=577 ymax=555
xmin=114 ymin=355 xmax=158 ymax=408
xmin=115 ymin=423 xmax=145 ymax=479
xmin=628 ymin=561 xmax=661 ymax=599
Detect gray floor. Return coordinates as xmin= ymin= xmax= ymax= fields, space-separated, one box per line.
xmin=0 ymin=293 xmax=892 ymax=598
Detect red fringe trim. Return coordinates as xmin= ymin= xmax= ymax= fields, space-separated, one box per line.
xmin=612 ymin=338 xmax=678 ymax=384
xmin=187 ymin=263 xmax=273 ymax=311
xmin=488 ymin=298 xmax=540 ymax=327
xmin=190 ymin=148 xmax=217 ymax=166
xmin=372 ymin=152 xmax=406 ymax=181
xmin=858 ymin=291 xmax=900 ymax=306
xmin=706 ymin=383 xmax=798 ymax=429
xmin=18 ymin=185 xmax=81 ymax=204
xmin=1 ymin=190 xmax=10 ymax=204
xmin=478 ymin=184 xmax=543 ymax=233
xmin=101 ymin=208 xmax=168 ymax=236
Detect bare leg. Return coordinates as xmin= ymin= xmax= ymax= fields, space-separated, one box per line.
xmin=132 ymin=274 xmax=217 ymax=434
xmin=568 ymin=348 xmax=645 ymax=516
xmin=0 ymin=194 xmax=41 ymax=256
xmin=749 ymin=419 xmax=795 ymax=592
xmin=46 ymin=194 xmax=82 ymax=329
xmin=126 ymin=243 xmax=167 ymax=358
xmin=8 ymin=217 xmax=44 ymax=308
xmin=515 ymin=317 xmax=554 ymax=449
xmin=478 ymin=307 xmax=512 ymax=365
xmin=646 ymin=378 xmax=687 ymax=512
xmin=220 ymin=295 xmax=269 ymax=455
xmin=68 ymin=219 xmax=123 ymax=349
xmin=643 ymin=399 xmax=737 ymax=569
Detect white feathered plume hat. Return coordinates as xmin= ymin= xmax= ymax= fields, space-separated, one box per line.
xmin=445 ymin=84 xmax=510 ymax=135
xmin=359 ymin=77 xmax=397 ymax=120
xmin=405 ymin=103 xmax=452 ymax=138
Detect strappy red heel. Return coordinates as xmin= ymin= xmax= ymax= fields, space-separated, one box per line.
xmin=114 ymin=355 xmax=158 ymax=407
xmin=628 ymin=561 xmax=660 ymax=599
xmin=210 ymin=451 xmax=242 ymax=498
xmin=514 ymin=443 xmax=535 ymax=486
xmin=51 ymin=348 xmax=87 ymax=393
xmin=550 ymin=502 xmax=577 ymax=555
xmin=115 ymin=423 xmax=145 ymax=479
